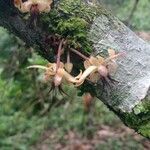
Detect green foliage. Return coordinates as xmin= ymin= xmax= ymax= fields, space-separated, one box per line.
xmin=100 ymin=0 xmax=150 ymax=30
xmin=95 ymin=136 xmax=144 ymax=150
xmin=0 ymin=28 xmax=17 ymax=61
xmin=0 ymin=76 xmax=120 ymax=149
xmin=138 ymin=122 xmax=150 ymax=138
xmin=116 ymin=0 xmax=150 ymax=30
xmin=122 ymin=109 xmax=150 ymax=138
xmin=78 ymin=81 xmax=96 ymax=96
xmin=132 ymin=99 xmax=150 ymax=138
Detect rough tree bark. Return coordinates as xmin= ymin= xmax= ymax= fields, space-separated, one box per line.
xmin=0 ymin=0 xmax=149 ymax=138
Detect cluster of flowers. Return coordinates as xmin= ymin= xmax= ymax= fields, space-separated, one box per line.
xmin=14 ymin=0 xmax=124 ymax=110
xmin=13 ymin=0 xmax=124 ymax=89
xmin=28 ymin=49 xmax=123 ymax=88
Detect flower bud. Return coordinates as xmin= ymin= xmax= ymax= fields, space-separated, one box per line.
xmin=83 ymin=93 xmax=93 ymax=112
xmin=98 ymin=65 xmax=108 ymax=77
xmin=54 ymin=68 xmax=64 ymax=87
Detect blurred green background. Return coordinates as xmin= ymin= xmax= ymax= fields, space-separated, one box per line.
xmin=0 ymin=0 xmax=150 ymax=149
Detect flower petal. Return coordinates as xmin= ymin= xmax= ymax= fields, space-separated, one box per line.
xmin=105 ymin=52 xmax=125 ymax=63
xmin=63 ymin=70 xmax=78 ymax=84
xmin=75 ymin=66 xmax=97 ymax=87
xmin=107 ymin=61 xmax=118 ymax=75
xmin=14 ymin=0 xmax=52 ymax=13
xmin=27 ymin=65 xmax=47 ymax=70
xmin=96 ymin=55 xmax=105 ymax=64
xmin=38 ymin=1 xmax=52 ymax=12
xmin=14 ymin=0 xmax=21 ymax=9
xmin=59 ymin=62 xmax=65 ymax=68
xmin=54 ymin=68 xmax=64 ymax=87
xmin=84 ymin=60 xmax=91 ymax=69
xmin=46 ymin=63 xmax=57 ymax=78
xmin=21 ymin=1 xmax=33 ymax=13
xmin=89 ymin=56 xmax=100 ymax=66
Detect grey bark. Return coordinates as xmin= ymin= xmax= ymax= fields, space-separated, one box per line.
xmin=89 ymin=15 xmax=150 ymax=112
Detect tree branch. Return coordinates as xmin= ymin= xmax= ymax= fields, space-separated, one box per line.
xmin=0 ymin=0 xmax=55 ymax=61
xmin=0 ymin=0 xmax=149 ymax=138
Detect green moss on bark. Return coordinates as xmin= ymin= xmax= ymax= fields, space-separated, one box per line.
xmin=40 ymin=0 xmax=108 ymax=54
xmin=121 ymin=98 xmax=150 ymax=138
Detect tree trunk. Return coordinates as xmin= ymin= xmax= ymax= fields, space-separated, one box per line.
xmin=0 ymin=0 xmax=149 ymax=138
